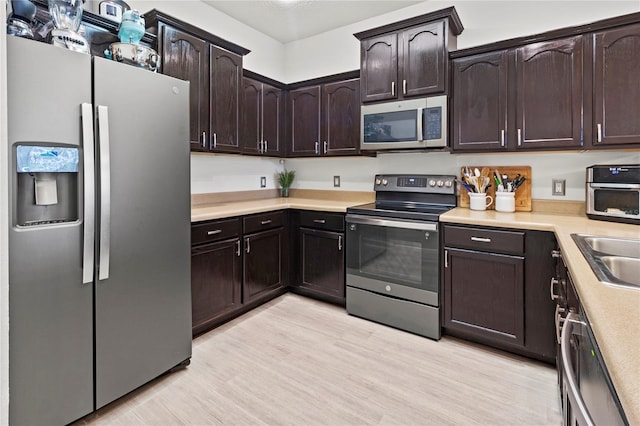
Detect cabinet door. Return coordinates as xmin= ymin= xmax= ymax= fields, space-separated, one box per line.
xmin=241 ymin=77 xmax=261 ymax=154
xmin=593 ymin=23 xmax=640 ymax=147
xmin=401 ymin=21 xmax=445 ymax=97
xmin=191 ymin=238 xmax=242 ymax=335
xmin=299 ymin=228 xmax=345 ymax=300
xmin=244 ymin=228 xmax=284 ymax=304
xmin=452 ymin=51 xmax=509 ymax=151
xmin=161 ymin=26 xmax=209 ymax=152
xmin=321 ymin=79 xmax=360 ymax=156
xmin=444 ymin=248 xmax=525 ymax=347
xmin=515 ymin=37 xmax=584 ymax=149
xmin=262 ymin=83 xmax=283 ymax=156
xmin=361 ymin=33 xmax=398 ymax=102
xmin=210 ymin=45 xmax=242 ymax=152
xmin=289 ymin=86 xmax=321 ymax=156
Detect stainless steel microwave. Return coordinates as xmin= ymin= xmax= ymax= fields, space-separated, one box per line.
xmin=586 ymin=164 xmax=640 ymax=224
xmin=361 ymin=96 xmax=447 ymax=151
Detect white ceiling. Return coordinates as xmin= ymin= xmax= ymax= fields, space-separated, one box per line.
xmin=201 ymin=0 xmax=424 ymax=43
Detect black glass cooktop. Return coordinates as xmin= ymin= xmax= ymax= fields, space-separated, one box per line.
xmin=347 ymin=201 xmax=452 ymax=222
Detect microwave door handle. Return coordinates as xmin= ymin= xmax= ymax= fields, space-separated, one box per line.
xmin=418 ymin=108 xmax=425 ymax=142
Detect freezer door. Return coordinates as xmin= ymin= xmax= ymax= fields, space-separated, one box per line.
xmin=92 ymin=57 xmax=192 ymax=409
xmin=7 ymin=37 xmax=94 ymax=425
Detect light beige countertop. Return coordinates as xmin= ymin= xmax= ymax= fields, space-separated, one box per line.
xmin=441 ymin=208 xmax=640 ymax=425
xmin=191 ymin=189 xmax=374 ymax=222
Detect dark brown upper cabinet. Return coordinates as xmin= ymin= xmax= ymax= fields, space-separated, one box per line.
xmin=209 ymin=45 xmax=242 ymax=153
xmin=451 ymin=50 xmax=509 ymax=151
xmin=354 ymin=7 xmax=463 ymax=103
xmin=160 ymin=27 xmax=210 ymax=152
xmin=288 ymin=77 xmax=360 ymax=157
xmin=241 ymin=76 xmax=284 ymax=156
xmin=145 ymin=10 xmax=249 ymax=154
xmin=592 ymin=23 xmax=640 ymax=147
xmin=450 ymin=13 xmax=640 ymax=152
xmin=515 ymin=37 xmax=584 ymax=150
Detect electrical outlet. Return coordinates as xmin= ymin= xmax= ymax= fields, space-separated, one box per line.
xmin=260 ymin=176 xmax=266 ymax=188
xmin=552 ymin=179 xmax=566 ymax=196
xmin=333 ymin=176 xmax=341 ymax=187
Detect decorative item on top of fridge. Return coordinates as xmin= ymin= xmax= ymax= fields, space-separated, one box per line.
xmin=104 ymin=9 xmax=159 ymax=72
xmin=6 ymin=0 xmax=37 ymax=39
xmin=49 ymin=0 xmax=91 ymax=54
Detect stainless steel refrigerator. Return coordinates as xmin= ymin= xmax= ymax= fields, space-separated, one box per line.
xmin=7 ymin=36 xmax=192 ymax=425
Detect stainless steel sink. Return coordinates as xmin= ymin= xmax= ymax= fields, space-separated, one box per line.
xmin=581 ymin=236 xmax=640 ymax=258
xmin=572 ymin=234 xmax=640 ymax=290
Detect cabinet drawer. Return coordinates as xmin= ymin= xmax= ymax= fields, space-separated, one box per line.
xmin=243 ymin=210 xmax=284 ymax=234
xmin=300 ymin=211 xmax=345 ymax=232
xmin=191 ymin=218 xmax=241 ymax=246
xmin=444 ymin=225 xmax=524 ymax=255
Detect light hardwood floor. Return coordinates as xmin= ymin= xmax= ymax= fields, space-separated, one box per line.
xmin=76 ymin=294 xmax=562 ymax=425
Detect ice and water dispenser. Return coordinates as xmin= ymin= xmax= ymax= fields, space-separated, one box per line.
xmin=14 ymin=144 xmax=79 ymax=226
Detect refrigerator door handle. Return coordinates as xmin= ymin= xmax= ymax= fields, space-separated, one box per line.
xmin=97 ymin=105 xmax=111 ymax=281
xmin=81 ymin=103 xmax=96 ymax=284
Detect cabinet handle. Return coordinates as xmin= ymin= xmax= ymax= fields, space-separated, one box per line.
xmin=323 ymin=141 xmax=327 ymax=154
xmin=517 ymin=128 xmax=522 ymax=146
xmin=236 ymin=240 xmax=241 ymax=257
xmin=245 ymin=238 xmax=250 ymax=254
xmin=315 ymin=141 xmax=319 ymax=155
xmin=201 ymin=131 xmax=207 ymax=148
xmin=550 ymin=277 xmax=559 ymax=301
xmin=597 ymin=123 xmax=602 ymax=143
xmin=338 ymin=235 xmax=342 ymax=251
xmin=444 ymin=249 xmax=448 ymax=268
xmin=214 ymin=132 xmax=218 ymax=148
xmin=391 ymin=81 xmax=395 ymax=96
xmin=207 ymin=229 xmax=222 ymax=236
xmin=470 ymin=236 xmax=491 ymax=243
xmin=261 ymin=219 xmax=272 ymax=225
xmin=265 ymin=140 xmax=268 ymax=153
xmin=551 ymin=249 xmax=562 ymax=259
xmin=258 ymin=140 xmax=263 ymax=153
xmin=313 ymin=219 xmax=326 ymax=224
xmin=500 ymin=129 xmax=505 ymax=147
xmin=402 ymin=79 xmax=407 ymax=95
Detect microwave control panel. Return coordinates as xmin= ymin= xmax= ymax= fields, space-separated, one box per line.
xmin=424 ymin=107 xmax=442 ymax=140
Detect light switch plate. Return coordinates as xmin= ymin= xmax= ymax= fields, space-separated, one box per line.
xmin=260 ymin=176 xmax=266 ymax=188
xmin=333 ymin=176 xmax=341 ymax=187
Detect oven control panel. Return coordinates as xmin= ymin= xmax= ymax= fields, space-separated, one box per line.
xmin=374 ymin=174 xmax=456 ymax=194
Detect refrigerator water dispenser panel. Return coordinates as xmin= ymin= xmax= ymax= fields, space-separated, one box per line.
xmin=15 ymin=145 xmax=79 ymax=226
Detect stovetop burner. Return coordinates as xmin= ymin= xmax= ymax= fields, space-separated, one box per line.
xmin=347 ymin=174 xmax=458 ymax=221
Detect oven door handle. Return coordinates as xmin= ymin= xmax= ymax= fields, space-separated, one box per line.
xmin=589 ymin=183 xmax=640 ymax=189
xmin=346 ymin=214 xmax=438 ymax=231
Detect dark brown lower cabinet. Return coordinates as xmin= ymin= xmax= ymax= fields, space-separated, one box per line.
xmin=299 ymin=227 xmax=345 ymax=301
xmin=291 ymin=210 xmax=346 ymax=305
xmin=443 ymin=224 xmax=556 ymax=363
xmin=190 ymin=212 xmax=286 ymax=336
xmin=243 ymin=227 xmax=284 ymax=304
xmin=444 ymin=248 xmax=525 ymax=346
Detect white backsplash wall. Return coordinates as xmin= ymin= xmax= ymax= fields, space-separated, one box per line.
xmin=286 ymin=151 xmax=640 ymax=201
xmin=191 ymin=154 xmax=284 ymax=194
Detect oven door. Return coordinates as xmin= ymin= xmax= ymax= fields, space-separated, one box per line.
xmin=345 ymin=214 xmax=439 ymax=306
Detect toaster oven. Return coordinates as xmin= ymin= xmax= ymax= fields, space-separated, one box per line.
xmin=586 ymin=164 xmax=640 ymax=224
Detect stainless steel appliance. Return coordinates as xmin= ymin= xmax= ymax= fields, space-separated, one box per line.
xmin=586 ymin=164 xmax=639 ymax=224
xmin=360 ymin=95 xmax=447 ymax=151
xmin=7 ymin=36 xmax=192 ymax=425
xmin=346 ymin=174 xmax=457 ymax=339
xmin=551 ymin=251 xmax=627 ymax=426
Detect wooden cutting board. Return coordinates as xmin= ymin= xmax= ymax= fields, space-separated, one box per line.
xmin=458 ymin=166 xmax=532 ymax=211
